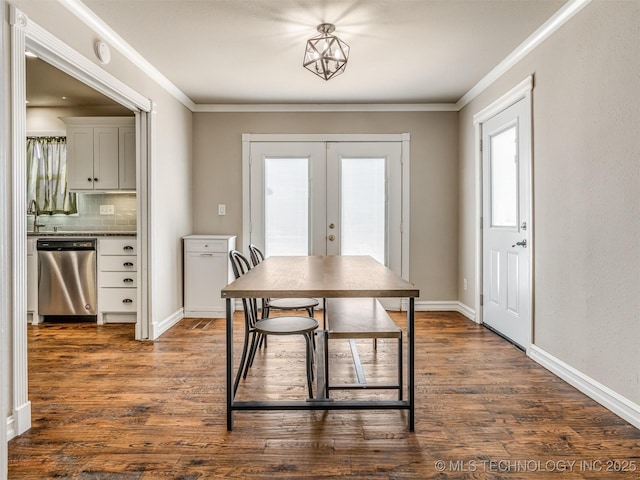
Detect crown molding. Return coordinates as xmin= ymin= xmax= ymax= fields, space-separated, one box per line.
xmin=193 ymin=103 xmax=458 ymax=113
xmin=456 ymin=0 xmax=591 ymax=110
xmin=58 ymin=0 xmax=195 ymax=111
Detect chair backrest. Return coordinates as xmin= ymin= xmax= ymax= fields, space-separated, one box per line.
xmin=229 ymin=250 xmax=259 ymax=329
xmin=229 ymin=249 xmax=252 ymax=279
xmin=248 ymin=244 xmax=265 ymax=267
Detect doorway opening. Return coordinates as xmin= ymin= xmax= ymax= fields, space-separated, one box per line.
xmin=9 ymin=6 xmax=153 ymax=439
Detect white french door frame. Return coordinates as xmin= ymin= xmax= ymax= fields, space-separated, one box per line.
xmin=473 ymin=76 xmax=534 ymax=349
xmin=242 ymin=133 xmax=411 ymax=282
xmin=8 ymin=6 xmax=154 ymax=439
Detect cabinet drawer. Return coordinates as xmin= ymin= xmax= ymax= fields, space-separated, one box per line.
xmin=99 ymin=237 xmax=136 ymax=255
xmin=100 ymin=271 xmax=137 ymax=288
xmin=185 ymin=239 xmax=228 ymax=253
xmin=100 ymin=255 xmax=137 ymax=272
xmin=99 ymin=288 xmax=137 ymax=312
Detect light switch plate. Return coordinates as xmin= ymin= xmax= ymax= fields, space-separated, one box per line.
xmin=218 ymin=204 xmax=226 ymax=216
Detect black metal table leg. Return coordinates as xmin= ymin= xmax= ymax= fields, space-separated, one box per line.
xmin=226 ymin=297 xmax=234 ymax=431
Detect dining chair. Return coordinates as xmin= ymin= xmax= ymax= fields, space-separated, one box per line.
xmin=229 ymin=249 xmax=318 ymax=398
xmin=248 ymin=244 xmax=319 ymax=319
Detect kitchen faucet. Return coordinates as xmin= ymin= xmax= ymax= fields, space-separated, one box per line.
xmin=29 ymin=199 xmax=45 ymax=232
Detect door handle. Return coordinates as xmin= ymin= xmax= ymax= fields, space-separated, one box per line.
xmin=512 ymin=239 xmax=527 ymax=248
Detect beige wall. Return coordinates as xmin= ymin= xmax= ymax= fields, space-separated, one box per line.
xmin=193 ymin=111 xmax=459 ymax=301
xmin=458 ymin=0 xmax=640 ymax=402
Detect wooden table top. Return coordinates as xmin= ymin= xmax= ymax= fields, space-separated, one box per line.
xmin=221 ymin=255 xmax=419 ymax=299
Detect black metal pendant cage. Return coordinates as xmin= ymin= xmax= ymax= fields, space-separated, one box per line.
xmin=303 ymin=23 xmax=350 ymax=81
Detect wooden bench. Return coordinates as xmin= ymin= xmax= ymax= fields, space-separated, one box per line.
xmin=325 ymin=298 xmax=403 ymax=399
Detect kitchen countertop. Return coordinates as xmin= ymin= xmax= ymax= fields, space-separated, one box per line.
xmin=27 ymin=231 xmax=136 ymax=237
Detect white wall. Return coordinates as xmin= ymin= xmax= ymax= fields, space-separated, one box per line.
xmin=459 ymin=0 xmax=640 ymax=405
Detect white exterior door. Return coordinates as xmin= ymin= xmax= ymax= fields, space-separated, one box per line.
xmin=248 ymin=140 xmax=404 ymax=309
xmin=482 ymin=98 xmax=531 ymax=349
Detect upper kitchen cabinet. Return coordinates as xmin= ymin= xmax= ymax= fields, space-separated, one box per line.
xmin=62 ymin=117 xmax=135 ymax=191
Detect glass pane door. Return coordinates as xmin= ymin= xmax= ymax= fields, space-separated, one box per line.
xmin=264 ymin=157 xmax=309 ymax=255
xmin=490 ymin=124 xmax=518 ymax=228
xmin=340 ymin=157 xmax=386 ymax=264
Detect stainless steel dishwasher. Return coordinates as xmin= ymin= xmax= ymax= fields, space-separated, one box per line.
xmin=37 ymin=238 xmax=97 ymax=316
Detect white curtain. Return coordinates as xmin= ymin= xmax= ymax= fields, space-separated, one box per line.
xmin=26 ymin=137 xmax=77 ymax=214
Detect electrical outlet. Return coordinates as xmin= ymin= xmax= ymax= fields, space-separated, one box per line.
xmin=218 ymin=204 xmax=226 ymax=216
xmin=463 ymin=278 xmax=468 ymax=291
xmin=100 ymin=204 xmax=115 ymax=215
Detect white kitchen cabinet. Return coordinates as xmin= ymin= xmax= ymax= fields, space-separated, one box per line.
xmin=119 ymin=126 xmax=136 ymax=190
xmin=27 ymin=238 xmax=38 ymax=323
xmin=98 ymin=236 xmax=137 ymax=324
xmin=183 ymin=235 xmax=236 ymax=318
xmin=63 ymin=117 xmax=135 ymax=191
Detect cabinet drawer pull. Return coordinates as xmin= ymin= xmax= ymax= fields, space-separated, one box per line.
xmin=123 ymin=278 xmax=134 ymax=283
xmin=94 ymin=177 xmax=98 ymax=182
xmin=123 ymin=262 xmax=134 ymax=267
xmin=122 ymin=298 xmax=133 ymax=304
xmin=200 ymin=253 xmax=213 ymax=257
xmin=123 ymin=245 xmax=134 ymax=251
xmin=87 ymin=177 xmax=92 ymax=182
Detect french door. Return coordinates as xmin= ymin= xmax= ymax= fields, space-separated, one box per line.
xmin=482 ymin=97 xmax=531 ymax=349
xmin=248 ymin=140 xmax=404 ymax=307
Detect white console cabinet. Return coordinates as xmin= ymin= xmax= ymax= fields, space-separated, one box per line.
xmin=183 ymin=235 xmax=236 ymax=318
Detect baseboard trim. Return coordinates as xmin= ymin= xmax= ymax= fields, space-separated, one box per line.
xmin=7 ymin=414 xmax=16 ymax=441
xmin=414 ymin=300 xmax=476 ymax=321
xmin=150 ymin=307 xmax=184 ymax=340
xmin=529 ymin=345 xmax=640 ymax=430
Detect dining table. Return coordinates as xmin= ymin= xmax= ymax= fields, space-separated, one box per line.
xmin=221 ymin=255 xmax=420 ymax=431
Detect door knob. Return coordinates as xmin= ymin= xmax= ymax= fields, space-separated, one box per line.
xmin=512 ymin=239 xmax=527 ymax=248
xmin=328 ymin=223 xmax=335 ymax=229
xmin=328 ymin=234 xmax=335 ymax=241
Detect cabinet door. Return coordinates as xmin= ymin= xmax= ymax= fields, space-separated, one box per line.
xmin=93 ymin=127 xmax=120 ymax=190
xmin=67 ymin=127 xmax=95 ymax=190
xmin=184 ymin=251 xmax=227 ymax=316
xmin=119 ymin=126 xmax=136 ymax=190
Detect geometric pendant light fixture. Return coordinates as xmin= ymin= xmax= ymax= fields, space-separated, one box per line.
xmin=303 ymin=23 xmax=350 ymax=80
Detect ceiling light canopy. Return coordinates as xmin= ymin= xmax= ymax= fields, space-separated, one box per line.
xmin=303 ymin=23 xmax=350 ymax=81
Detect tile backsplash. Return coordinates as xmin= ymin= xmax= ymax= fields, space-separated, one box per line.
xmin=28 ymin=193 xmax=136 ymax=233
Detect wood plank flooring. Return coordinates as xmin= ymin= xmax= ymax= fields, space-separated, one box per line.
xmin=9 ymin=312 xmax=640 ymax=479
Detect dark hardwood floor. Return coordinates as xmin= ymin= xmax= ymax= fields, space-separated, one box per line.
xmin=8 ymin=311 xmax=640 ymax=479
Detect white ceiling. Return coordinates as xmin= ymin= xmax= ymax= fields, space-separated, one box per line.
xmin=29 ymin=0 xmax=569 ymax=107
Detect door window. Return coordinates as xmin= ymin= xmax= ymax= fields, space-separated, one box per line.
xmin=264 ymin=157 xmax=309 ymax=256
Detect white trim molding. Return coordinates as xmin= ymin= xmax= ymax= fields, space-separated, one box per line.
xmin=457 ymin=0 xmax=591 ymax=109
xmin=12 ymin=7 xmax=150 ymax=113
xmin=57 ymin=0 xmax=193 ymax=111
xmin=414 ymin=301 xmax=476 ymax=321
xmin=195 ymin=103 xmax=458 ymax=113
xmin=530 ymin=346 xmax=640 ymax=430
xmin=150 ymin=308 xmax=184 ymax=340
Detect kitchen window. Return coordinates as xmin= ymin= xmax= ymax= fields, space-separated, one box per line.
xmin=27 ymin=136 xmax=77 ymax=214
